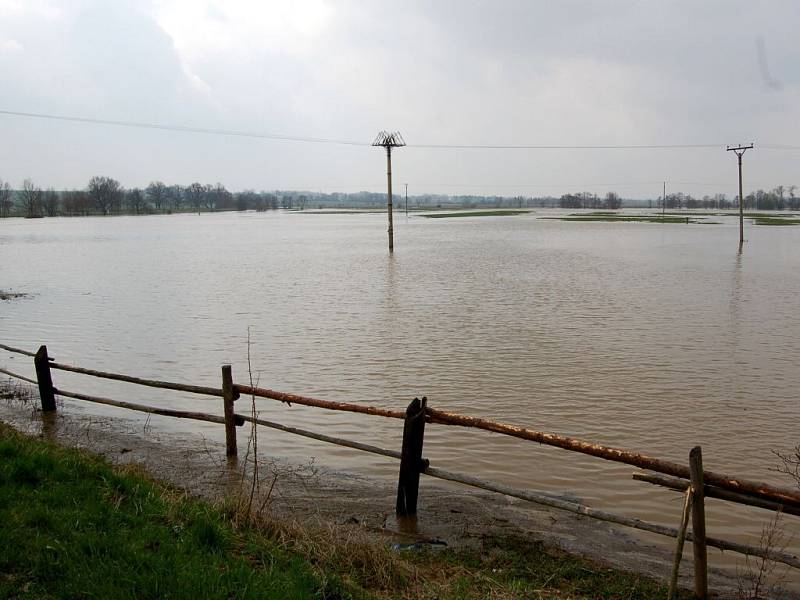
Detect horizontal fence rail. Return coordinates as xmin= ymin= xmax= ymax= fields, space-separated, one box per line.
xmin=0 ymin=367 xmax=39 ymax=386
xmin=49 ymin=361 xmax=223 ymax=398
xmin=422 ymin=465 xmax=800 ymax=569
xmin=54 ymin=387 xmax=234 ymax=426
xmin=426 ymin=407 xmax=800 ymax=507
xmin=0 ymin=343 xmax=41 ymax=358
xmin=3 ymin=341 xmax=800 ymax=598
xmin=235 ymin=383 xmax=406 ymax=419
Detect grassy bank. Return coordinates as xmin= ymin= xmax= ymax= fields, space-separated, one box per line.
xmin=0 ymin=421 xmax=686 ymax=599
xmin=0 ymin=422 xmax=346 ymax=599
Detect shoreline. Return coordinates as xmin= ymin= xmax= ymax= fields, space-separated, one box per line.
xmin=0 ymin=382 xmax=767 ymax=598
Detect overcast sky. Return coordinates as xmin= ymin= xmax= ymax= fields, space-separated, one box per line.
xmin=0 ymin=0 xmax=798 ymax=198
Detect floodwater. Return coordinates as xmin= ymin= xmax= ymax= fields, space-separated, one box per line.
xmin=2 ymin=209 xmax=800 ymax=581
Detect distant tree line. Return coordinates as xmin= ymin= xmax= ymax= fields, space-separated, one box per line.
xmin=0 ymin=176 xmax=798 ymax=218
xmin=557 ymin=186 xmax=800 ymax=211
xmin=0 ymin=177 xmax=282 ymax=217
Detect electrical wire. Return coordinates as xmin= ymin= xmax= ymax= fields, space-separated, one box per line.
xmin=2 ymin=108 xmax=797 ymax=151
xmin=0 ymin=109 xmax=369 ymax=147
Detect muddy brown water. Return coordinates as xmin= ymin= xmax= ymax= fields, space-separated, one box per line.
xmin=2 ymin=209 xmax=800 ymax=587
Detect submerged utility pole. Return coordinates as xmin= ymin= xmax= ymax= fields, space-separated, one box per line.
xmin=727 ymin=144 xmax=754 ymax=247
xmin=662 ymin=181 xmax=666 ymax=218
xmin=372 ymin=131 xmax=406 ymax=253
xmin=405 ymin=183 xmax=408 ymax=217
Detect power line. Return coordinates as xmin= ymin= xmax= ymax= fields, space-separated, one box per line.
xmin=0 ymin=109 xmax=369 ymax=147
xmin=409 ymin=143 xmax=724 ymax=150
xmin=2 ymin=108 xmax=799 ymax=152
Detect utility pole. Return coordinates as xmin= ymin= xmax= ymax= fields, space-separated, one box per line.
xmin=405 ymin=183 xmax=408 ymax=217
xmin=662 ymin=181 xmax=666 ymax=218
xmin=726 ymin=144 xmax=754 ymax=247
xmin=372 ymin=131 xmax=406 ymax=253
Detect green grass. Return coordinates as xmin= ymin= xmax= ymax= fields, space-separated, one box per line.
xmin=424 ymin=535 xmax=691 ymax=600
xmin=568 ymin=211 xmax=620 ymax=216
xmin=421 ymin=210 xmax=531 ymax=218
xmin=752 ymin=217 xmax=800 ymax=226
xmin=0 ymin=423 xmax=352 ymax=599
xmin=546 ymin=215 xmax=705 ymax=224
xmin=0 ymin=420 xmax=689 ymax=599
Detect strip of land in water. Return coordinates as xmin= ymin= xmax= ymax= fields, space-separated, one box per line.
xmin=421 ymin=210 xmax=531 ymax=218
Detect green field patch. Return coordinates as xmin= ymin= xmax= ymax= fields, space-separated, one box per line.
xmin=752 ymin=217 xmax=800 ymax=226
xmin=568 ymin=211 xmax=620 ymax=216
xmin=422 ymin=210 xmax=531 ymax=218
xmin=545 ymin=215 xmax=707 ymax=224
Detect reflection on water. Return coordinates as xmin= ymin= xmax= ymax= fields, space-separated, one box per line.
xmin=3 ymin=210 xmax=800 ymax=579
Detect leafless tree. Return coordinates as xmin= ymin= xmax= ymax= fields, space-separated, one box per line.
xmin=43 ymin=188 xmax=60 ymax=217
xmin=0 ymin=179 xmax=12 ymax=217
xmin=125 ymin=188 xmax=146 ymax=214
xmin=185 ymin=182 xmax=206 ymax=213
xmin=604 ymin=192 xmax=622 ymax=210
xmin=62 ymin=190 xmax=90 ymax=216
xmin=167 ymin=184 xmax=183 ymax=212
xmin=206 ymin=183 xmax=230 ymax=211
xmin=21 ymin=179 xmax=43 ymax=218
xmin=87 ymin=176 xmax=123 ymax=215
xmin=146 ymin=181 xmax=167 ymax=212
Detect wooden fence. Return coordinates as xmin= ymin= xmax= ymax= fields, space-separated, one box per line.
xmin=2 ymin=342 xmax=799 ymax=599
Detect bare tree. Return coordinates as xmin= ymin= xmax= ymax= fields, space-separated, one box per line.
xmin=43 ymin=188 xmax=60 ymax=217
xmin=206 ymin=183 xmax=231 ymax=211
xmin=62 ymin=190 xmax=90 ymax=216
xmin=0 ymin=179 xmax=11 ymax=217
xmin=21 ymin=179 xmax=43 ymax=218
xmin=87 ymin=176 xmax=123 ymax=216
xmin=125 ymin=188 xmax=146 ymax=214
xmin=185 ymin=182 xmax=206 ymax=213
xmin=146 ymin=181 xmax=167 ymax=212
xmin=167 ymin=184 xmax=183 ymax=212
xmin=604 ymin=192 xmax=622 ymax=210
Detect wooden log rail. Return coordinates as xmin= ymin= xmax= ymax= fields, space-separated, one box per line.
xmin=53 ymin=387 xmax=238 ymax=426
xmin=426 ymin=407 xmax=800 ymax=507
xmin=236 ymin=413 xmax=402 ymax=461
xmin=633 ymin=472 xmax=800 ymax=517
xmin=0 ymin=367 xmax=38 ymax=386
xmin=0 ymin=343 xmax=41 ymax=358
xmin=48 ymin=361 xmax=223 ymax=398
xmin=421 ymin=465 xmax=800 ymax=569
xmin=234 ymin=383 xmax=406 ymax=419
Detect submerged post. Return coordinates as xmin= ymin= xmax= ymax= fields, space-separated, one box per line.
xmin=396 ymin=396 xmax=427 ymax=516
xmin=726 ymin=144 xmax=754 ymax=248
xmin=221 ymin=365 xmax=239 ymax=457
xmin=689 ymin=446 xmax=708 ymax=599
xmin=34 ymin=345 xmax=56 ymax=412
xmin=372 ymin=131 xmax=405 ymax=254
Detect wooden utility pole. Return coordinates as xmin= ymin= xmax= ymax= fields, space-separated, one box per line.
xmin=727 ymin=144 xmax=754 ymax=247
xmin=662 ymin=181 xmax=666 ymax=218
xmin=372 ymin=131 xmax=406 ymax=253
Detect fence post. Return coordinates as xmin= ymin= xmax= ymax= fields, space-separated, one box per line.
xmin=221 ymin=365 xmax=239 ymax=457
xmin=34 ymin=345 xmax=56 ymax=412
xmin=690 ymin=446 xmax=708 ymax=599
xmin=396 ymin=396 xmax=427 ymax=517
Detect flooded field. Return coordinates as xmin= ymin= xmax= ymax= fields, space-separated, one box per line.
xmin=2 ymin=209 xmax=800 ymax=582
